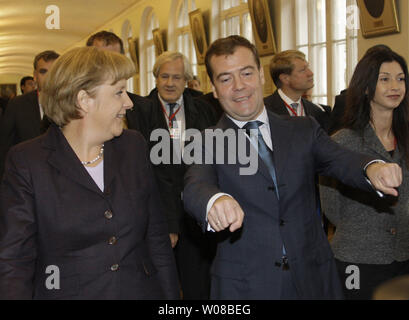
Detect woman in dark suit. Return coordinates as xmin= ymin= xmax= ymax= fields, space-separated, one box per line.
xmin=0 ymin=47 xmax=180 ymax=299
xmin=320 ymin=49 xmax=409 ymax=299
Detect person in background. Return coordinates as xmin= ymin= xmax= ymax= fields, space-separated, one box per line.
xmin=20 ymin=76 xmax=36 ymax=95
xmin=187 ymin=75 xmax=203 ymax=95
xmin=320 ymin=48 xmax=409 ymax=300
xmin=0 ymin=46 xmax=179 ymax=299
xmin=131 ymin=51 xmax=217 ymax=299
xmin=0 ymin=50 xmax=59 ymax=180
xmin=265 ymin=49 xmax=331 ymax=132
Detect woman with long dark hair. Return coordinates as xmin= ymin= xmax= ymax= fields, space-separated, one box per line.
xmin=320 ymin=48 xmax=409 ymax=299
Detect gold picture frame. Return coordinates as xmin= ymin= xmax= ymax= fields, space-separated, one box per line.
xmin=248 ymin=0 xmax=277 ymax=56
xmin=127 ymin=37 xmax=139 ymax=73
xmin=152 ymin=28 xmax=165 ymax=57
xmin=357 ymin=0 xmax=400 ymax=38
xmin=189 ymin=9 xmax=208 ymax=65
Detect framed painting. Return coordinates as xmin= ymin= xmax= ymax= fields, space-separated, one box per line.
xmin=248 ymin=0 xmax=277 ymax=56
xmin=189 ymin=9 xmax=208 ymax=65
xmin=152 ymin=28 xmax=165 ymax=57
xmin=127 ymin=37 xmax=139 ymax=73
xmin=357 ymin=0 xmax=399 ymax=38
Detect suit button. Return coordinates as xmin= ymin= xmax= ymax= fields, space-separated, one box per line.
xmin=104 ymin=188 xmax=111 ymax=196
xmin=110 ymin=264 xmax=119 ymax=271
xmin=280 ymin=219 xmax=285 ymax=226
xmin=274 ymin=262 xmax=282 ymax=268
xmin=390 ymin=228 xmax=396 ymax=235
xmin=104 ymin=210 xmax=113 ymax=219
xmin=108 ymin=236 xmax=117 ymax=245
xmin=267 ymin=186 xmax=275 ymax=191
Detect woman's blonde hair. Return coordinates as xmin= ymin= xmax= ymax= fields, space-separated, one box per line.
xmin=41 ymin=46 xmax=135 ymax=126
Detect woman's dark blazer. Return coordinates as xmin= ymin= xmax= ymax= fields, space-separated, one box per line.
xmin=0 ymin=124 xmax=180 ymax=299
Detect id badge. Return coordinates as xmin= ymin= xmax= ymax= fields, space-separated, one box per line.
xmin=170 ymin=128 xmax=181 ymax=140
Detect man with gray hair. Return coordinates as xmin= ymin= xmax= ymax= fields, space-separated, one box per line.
xmin=135 ymin=51 xmax=217 ymax=299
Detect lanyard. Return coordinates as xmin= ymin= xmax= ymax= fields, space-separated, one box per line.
xmin=283 ymin=100 xmax=304 ymax=117
xmin=160 ymin=101 xmax=182 ymax=128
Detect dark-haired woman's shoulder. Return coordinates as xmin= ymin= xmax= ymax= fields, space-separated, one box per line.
xmin=331 ymin=128 xmax=362 ymax=150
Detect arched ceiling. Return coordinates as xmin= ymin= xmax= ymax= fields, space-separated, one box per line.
xmin=0 ymin=0 xmax=141 ymax=77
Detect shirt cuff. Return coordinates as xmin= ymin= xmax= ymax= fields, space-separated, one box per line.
xmin=206 ymin=193 xmax=232 ymax=231
xmin=363 ymin=159 xmax=386 ymax=198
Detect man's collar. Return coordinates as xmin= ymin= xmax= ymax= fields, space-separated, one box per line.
xmin=226 ymin=106 xmax=269 ymax=129
xmin=278 ymin=88 xmax=301 ymax=105
xmin=158 ymin=93 xmax=184 ymax=108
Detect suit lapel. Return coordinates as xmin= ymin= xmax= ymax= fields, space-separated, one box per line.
xmin=363 ymin=124 xmax=394 ymax=161
xmin=44 ymin=125 xmax=104 ymax=195
xmin=28 ymin=91 xmax=42 ymax=125
xmin=302 ymin=99 xmax=317 ymax=117
xmin=216 ymin=113 xmax=282 ymax=185
xmin=265 ymin=91 xmax=290 ymax=115
xmin=267 ymin=111 xmax=293 ymax=186
xmin=215 ymin=115 xmax=242 ymax=162
xmin=102 ymin=137 xmax=119 ymax=194
xmin=184 ymin=92 xmax=198 ymax=130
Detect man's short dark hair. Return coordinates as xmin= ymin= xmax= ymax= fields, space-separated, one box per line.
xmin=205 ymin=35 xmax=260 ymax=84
xmin=33 ymin=50 xmax=60 ymax=70
xmin=20 ymin=76 xmax=34 ymax=88
xmin=86 ymin=31 xmax=125 ymax=54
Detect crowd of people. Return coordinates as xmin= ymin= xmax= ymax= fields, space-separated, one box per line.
xmin=0 ymin=30 xmax=407 ymax=300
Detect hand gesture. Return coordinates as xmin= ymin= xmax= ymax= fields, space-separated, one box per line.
xmin=207 ymin=195 xmax=244 ymax=232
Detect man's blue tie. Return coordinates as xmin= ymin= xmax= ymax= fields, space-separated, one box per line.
xmin=243 ymin=120 xmax=279 ymax=198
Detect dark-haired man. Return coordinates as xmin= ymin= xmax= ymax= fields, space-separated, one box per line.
xmin=20 ymin=76 xmax=36 ymax=95
xmin=0 ymin=50 xmax=59 ymax=178
xmin=86 ymin=30 xmax=124 ymax=54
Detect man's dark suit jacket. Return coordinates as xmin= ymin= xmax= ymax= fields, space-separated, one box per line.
xmin=0 ymin=97 xmax=8 ymax=116
xmin=125 ymin=91 xmax=154 ymax=134
xmin=0 ymin=125 xmax=179 ymax=299
xmin=264 ymin=90 xmax=332 ymax=132
xmin=0 ymin=91 xmax=42 ymax=179
xmin=198 ymin=92 xmax=224 ymax=121
xmin=183 ymin=111 xmax=376 ymax=299
xmin=127 ymin=88 xmax=217 ymax=233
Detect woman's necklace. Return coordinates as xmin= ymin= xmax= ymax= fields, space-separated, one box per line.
xmin=81 ymin=144 xmax=104 ymax=165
